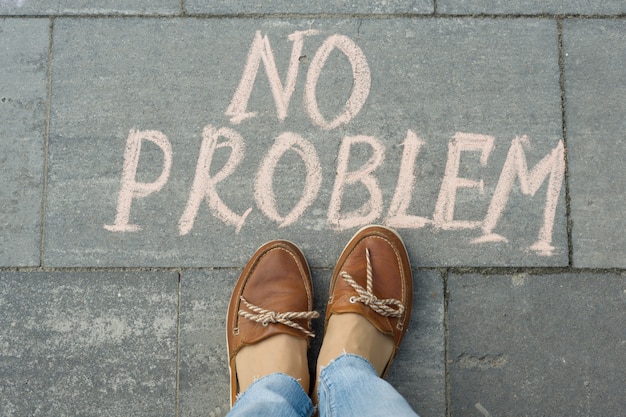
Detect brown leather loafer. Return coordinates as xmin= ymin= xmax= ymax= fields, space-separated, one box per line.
xmin=325 ymin=225 xmax=413 ymax=377
xmin=226 ymin=240 xmax=319 ymax=406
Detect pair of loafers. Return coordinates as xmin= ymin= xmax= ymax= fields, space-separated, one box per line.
xmin=226 ymin=225 xmax=413 ymax=405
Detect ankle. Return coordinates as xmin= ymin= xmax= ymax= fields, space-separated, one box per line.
xmin=236 ymin=334 xmax=310 ymax=393
xmin=316 ymin=313 xmax=394 ymax=376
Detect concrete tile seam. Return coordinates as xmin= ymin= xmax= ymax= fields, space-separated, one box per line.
xmin=0 ymin=13 xmax=182 ymax=18
xmin=0 ymin=266 xmax=191 ymax=273
xmin=39 ymin=17 xmax=54 ymax=268
xmin=175 ymin=270 xmax=182 ymax=417
xmin=442 ymin=268 xmax=451 ymax=417
xmin=432 ymin=13 xmax=626 ymax=19
xmin=444 ymin=267 xmax=626 ymax=276
xmin=1 ymin=267 xmax=625 ymax=274
xmin=555 ymin=18 xmax=574 ymax=268
xmin=1 ymin=13 xmax=626 ymax=19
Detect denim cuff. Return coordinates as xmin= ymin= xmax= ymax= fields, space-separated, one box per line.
xmin=319 ymin=352 xmax=379 ymax=379
xmin=230 ymin=373 xmax=315 ymax=417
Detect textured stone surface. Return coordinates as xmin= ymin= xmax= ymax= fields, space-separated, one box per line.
xmin=0 ymin=19 xmax=48 ymax=266
xmin=185 ymin=0 xmax=433 ymax=15
xmin=179 ymin=269 xmax=236 ymax=416
xmin=0 ymin=271 xmax=179 ymax=416
xmin=387 ymin=270 xmax=445 ymax=417
xmin=0 ymin=0 xmax=178 ymax=15
xmin=564 ymin=20 xmax=626 ymax=268
xmin=45 ymin=18 xmax=566 ymax=268
xmin=448 ymin=273 xmax=626 ymax=417
xmin=179 ymin=268 xmax=445 ymax=417
xmin=438 ymin=0 xmax=626 ymax=14
xmin=1 ymin=5 xmax=625 ymax=417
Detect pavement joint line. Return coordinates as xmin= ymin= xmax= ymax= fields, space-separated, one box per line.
xmin=442 ymin=268 xmax=451 ymax=417
xmin=0 ymin=13 xmax=625 ymax=19
xmin=1 ymin=266 xmax=624 ymax=274
xmin=556 ymin=18 xmax=575 ymax=269
xmin=39 ymin=17 xmax=54 ymax=269
xmin=444 ymin=267 xmax=626 ymax=275
xmin=175 ymin=271 xmax=182 ymax=417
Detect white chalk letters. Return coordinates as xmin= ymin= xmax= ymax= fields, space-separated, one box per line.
xmin=105 ymin=30 xmax=566 ymax=256
xmin=104 ymin=129 xmax=172 ymax=232
xmin=226 ymin=30 xmax=370 ymax=130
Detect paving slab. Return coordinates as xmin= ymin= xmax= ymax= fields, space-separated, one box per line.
xmin=0 ymin=271 xmax=179 ymax=416
xmin=564 ymin=20 xmax=626 ymax=268
xmin=386 ymin=270 xmax=445 ymax=417
xmin=438 ymin=0 xmax=626 ymax=15
xmin=45 ymin=18 xmax=567 ymax=268
xmin=448 ymin=272 xmax=626 ymax=417
xmin=180 ymin=268 xmax=445 ymax=416
xmin=179 ymin=269 xmax=235 ymax=416
xmin=0 ymin=0 xmax=179 ymax=15
xmin=185 ymin=0 xmax=433 ymax=15
xmin=0 ymin=19 xmax=48 ymax=266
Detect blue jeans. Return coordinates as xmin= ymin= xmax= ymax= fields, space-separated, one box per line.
xmin=227 ymin=354 xmax=420 ymax=417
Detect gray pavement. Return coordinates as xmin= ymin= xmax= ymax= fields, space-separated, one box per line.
xmin=0 ymin=2 xmax=624 ymax=416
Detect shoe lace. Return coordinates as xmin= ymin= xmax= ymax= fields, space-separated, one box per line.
xmin=239 ymin=297 xmax=320 ymax=338
xmin=340 ymin=248 xmax=405 ymax=318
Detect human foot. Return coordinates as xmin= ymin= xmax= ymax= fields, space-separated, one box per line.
xmin=316 ymin=313 xmax=394 ymax=376
xmin=226 ymin=240 xmax=319 ymax=405
xmin=316 ymin=226 xmax=413 ymax=388
xmin=235 ymin=334 xmax=310 ymax=393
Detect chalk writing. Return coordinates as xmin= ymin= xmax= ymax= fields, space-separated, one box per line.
xmin=255 ymin=131 xmax=322 ymax=228
xmin=226 ymin=30 xmax=370 ymax=130
xmin=178 ymin=125 xmax=251 ymax=235
xmin=304 ymin=34 xmax=371 ymax=130
xmin=384 ymin=130 xmax=430 ymax=229
xmin=328 ymin=135 xmax=385 ymax=230
xmin=434 ymin=133 xmax=495 ymax=230
xmin=104 ymin=129 xmax=172 ymax=232
xmin=104 ymin=29 xmax=566 ymax=256
xmin=471 ymin=136 xmax=565 ymax=256
xmin=225 ymin=30 xmax=319 ymax=124
xmin=106 ymin=127 xmax=564 ymax=255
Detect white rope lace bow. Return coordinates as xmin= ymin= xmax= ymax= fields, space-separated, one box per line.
xmin=239 ymin=297 xmax=320 ymax=338
xmin=340 ymin=248 xmax=405 ymax=318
